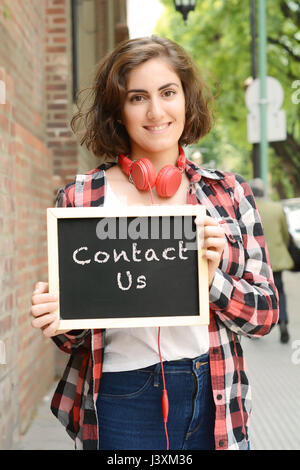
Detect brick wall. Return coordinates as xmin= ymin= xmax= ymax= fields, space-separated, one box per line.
xmin=0 ymin=0 xmax=128 ymax=449
xmin=46 ymin=0 xmax=78 ymax=191
xmin=0 ymin=66 xmax=19 ymax=449
xmin=0 ymin=0 xmax=55 ymax=449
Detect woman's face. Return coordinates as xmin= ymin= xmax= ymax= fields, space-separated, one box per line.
xmin=121 ymin=58 xmax=186 ymax=158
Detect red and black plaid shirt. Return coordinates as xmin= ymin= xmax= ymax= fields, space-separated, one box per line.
xmin=51 ymin=159 xmax=278 ymax=450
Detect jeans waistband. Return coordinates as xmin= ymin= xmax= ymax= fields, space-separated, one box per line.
xmin=138 ymin=352 xmax=210 ymax=375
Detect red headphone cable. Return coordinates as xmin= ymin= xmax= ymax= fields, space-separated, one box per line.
xmin=158 ymin=327 xmax=169 ymax=450
xmin=148 ymin=175 xmax=170 ymax=450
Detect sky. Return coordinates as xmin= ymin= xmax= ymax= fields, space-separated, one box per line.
xmin=127 ymin=0 xmax=165 ymax=38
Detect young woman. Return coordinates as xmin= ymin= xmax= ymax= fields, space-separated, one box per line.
xmin=30 ymin=36 xmax=278 ymax=451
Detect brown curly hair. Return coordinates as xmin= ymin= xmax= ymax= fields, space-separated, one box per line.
xmin=71 ymin=36 xmax=215 ymax=159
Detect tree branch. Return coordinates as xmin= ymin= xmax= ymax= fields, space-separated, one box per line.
xmin=280 ymin=0 xmax=300 ymax=29
xmin=267 ymin=36 xmax=300 ymax=63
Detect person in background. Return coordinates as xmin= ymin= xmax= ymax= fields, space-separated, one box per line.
xmin=249 ymin=178 xmax=293 ymax=343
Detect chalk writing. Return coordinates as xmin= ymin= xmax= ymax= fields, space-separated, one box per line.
xmin=72 ymin=241 xmax=189 ymax=291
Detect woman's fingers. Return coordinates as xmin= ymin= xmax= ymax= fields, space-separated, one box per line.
xmin=202 ymin=238 xmax=226 ymax=262
xmin=30 ymin=300 xmax=58 ymax=318
xmin=30 ymin=304 xmax=59 ymax=337
xmin=30 ymin=281 xmax=60 ymax=337
xmin=31 ymin=293 xmax=57 ymax=307
xmin=195 ymin=215 xmax=226 ymax=286
xmin=33 ymin=281 xmax=49 ymax=295
xmin=202 ymin=229 xmax=226 ymax=258
xmin=203 ymin=222 xmax=225 ymax=239
xmin=195 ymin=216 xmax=226 ymax=251
xmin=203 ymin=236 xmax=226 ymax=249
xmin=31 ymin=281 xmax=58 ymax=317
xmin=41 ymin=317 xmax=60 ymax=338
xmin=31 ymin=312 xmax=58 ymax=329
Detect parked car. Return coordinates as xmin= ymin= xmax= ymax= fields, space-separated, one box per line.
xmin=281 ymin=198 xmax=300 ymax=249
xmin=281 ymin=198 xmax=300 ymax=271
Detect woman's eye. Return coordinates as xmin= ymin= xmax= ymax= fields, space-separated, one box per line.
xmin=130 ymin=95 xmax=145 ymax=102
xmin=163 ymin=89 xmax=176 ymax=98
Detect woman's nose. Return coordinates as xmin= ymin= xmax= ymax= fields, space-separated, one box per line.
xmin=146 ymin=98 xmax=164 ymax=121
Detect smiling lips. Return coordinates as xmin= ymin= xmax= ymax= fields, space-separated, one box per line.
xmin=143 ymin=122 xmax=172 ymax=133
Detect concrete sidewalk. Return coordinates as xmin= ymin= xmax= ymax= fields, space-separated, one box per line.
xmin=13 ymin=381 xmax=74 ymax=450
xmin=242 ymin=270 xmax=300 ymax=450
xmin=13 ymin=271 xmax=300 ymax=450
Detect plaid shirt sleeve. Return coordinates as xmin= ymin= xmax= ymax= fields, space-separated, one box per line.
xmin=51 ymin=183 xmax=92 ymax=354
xmin=189 ymin=169 xmax=279 ymax=450
xmin=209 ymin=173 xmax=279 ymax=337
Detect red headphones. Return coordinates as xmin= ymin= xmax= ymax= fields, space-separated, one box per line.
xmin=118 ymin=146 xmax=186 ymax=198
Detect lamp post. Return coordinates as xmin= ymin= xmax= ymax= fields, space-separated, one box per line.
xmin=258 ymin=0 xmax=268 ymax=195
xmin=174 ymin=0 xmax=197 ymax=23
xmin=250 ymin=0 xmax=260 ymax=179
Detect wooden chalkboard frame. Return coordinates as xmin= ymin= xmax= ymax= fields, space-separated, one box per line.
xmin=47 ymin=205 xmax=209 ymax=331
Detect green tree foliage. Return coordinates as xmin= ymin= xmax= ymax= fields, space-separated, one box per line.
xmin=155 ymin=0 xmax=300 ymax=197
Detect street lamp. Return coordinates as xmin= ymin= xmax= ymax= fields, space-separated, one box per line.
xmin=250 ymin=0 xmax=260 ymax=178
xmin=174 ymin=0 xmax=197 ymax=23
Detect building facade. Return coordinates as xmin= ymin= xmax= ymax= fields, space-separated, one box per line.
xmin=0 ymin=0 xmax=128 ymax=449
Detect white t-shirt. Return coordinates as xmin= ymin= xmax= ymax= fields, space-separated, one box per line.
xmin=102 ymin=181 xmax=209 ymax=372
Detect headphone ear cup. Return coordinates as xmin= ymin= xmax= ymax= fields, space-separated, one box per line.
xmin=156 ymin=166 xmax=182 ymax=198
xmin=130 ymin=158 xmax=157 ymax=191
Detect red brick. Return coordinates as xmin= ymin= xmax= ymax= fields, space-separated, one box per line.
xmin=53 ymin=36 xmax=66 ymax=43
xmin=53 ymin=17 xmax=66 ymax=24
xmin=46 ymin=45 xmax=66 ymax=53
xmin=46 ymin=8 xmax=65 ymax=15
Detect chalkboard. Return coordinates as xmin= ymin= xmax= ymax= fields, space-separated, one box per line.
xmin=47 ymin=205 xmax=209 ymax=331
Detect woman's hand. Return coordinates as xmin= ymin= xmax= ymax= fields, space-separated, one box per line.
xmin=30 ymin=282 xmax=61 ymax=337
xmin=195 ymin=215 xmax=226 ymax=287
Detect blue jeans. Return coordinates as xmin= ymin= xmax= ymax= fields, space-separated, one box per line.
xmin=273 ymin=271 xmax=288 ymax=324
xmin=96 ymin=353 xmax=216 ymax=450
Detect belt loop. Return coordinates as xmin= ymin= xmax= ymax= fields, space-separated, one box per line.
xmin=192 ymin=353 xmax=209 ymax=377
